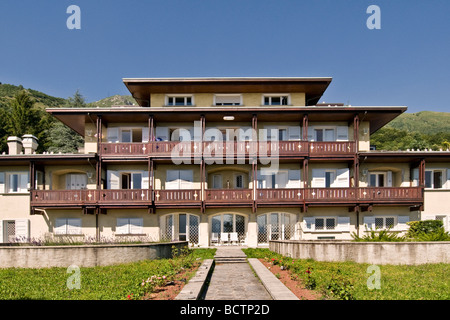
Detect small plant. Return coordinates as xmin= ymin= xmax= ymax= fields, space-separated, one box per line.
xmin=304 ymin=267 xmax=316 ymax=290
xmin=352 ymin=227 xmax=406 ymax=242
xmin=407 ymin=220 xmax=450 ymax=241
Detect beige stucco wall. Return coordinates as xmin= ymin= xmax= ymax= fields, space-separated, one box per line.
xmin=359 ymin=162 xmax=411 ymax=187
xmin=150 ymin=92 xmax=306 ymax=108
xmin=44 ymin=165 xmax=96 ymax=190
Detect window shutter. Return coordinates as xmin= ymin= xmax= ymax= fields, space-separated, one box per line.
xmin=215 ymin=95 xmax=241 ymax=105
xmin=335 ymin=169 xmax=350 ymax=188
xmin=288 ymin=126 xmax=301 ymax=141
xmin=166 ymin=170 xmax=180 ymax=190
xmin=412 ymin=168 xmax=419 ymax=187
xmin=446 ymin=169 xmax=450 ymax=189
xmin=107 ymin=127 xmax=119 ymax=143
xmin=397 ymin=216 xmax=410 ymax=231
xmin=107 ymin=171 xmax=120 ymax=190
xmin=387 ymin=171 xmax=393 ymax=187
xmin=141 ymin=171 xmax=149 ymax=189
xmin=20 ymin=173 xmax=29 ymax=193
xmin=14 ymin=219 xmax=29 ymax=242
xmin=193 ymin=121 xmax=202 ymax=141
xmin=0 ymin=172 xmax=4 ymax=193
xmin=266 ymin=127 xmax=278 ymax=141
xmin=180 ymin=170 xmax=194 ymax=189
xmin=257 ymin=170 xmax=266 ymax=189
xmin=155 ymin=127 xmax=169 ymax=141
xmin=0 ymin=220 xmax=3 ymax=243
xmin=142 ymin=128 xmax=149 ymax=143
xmin=116 ymin=218 xmax=129 ymax=234
xmin=304 ymin=217 xmax=315 ymax=231
xmin=311 ymin=169 xmax=326 ymax=188
xmin=178 ymin=128 xmax=192 ymax=141
xmin=238 ymin=127 xmax=252 ymax=141
xmin=287 ymin=169 xmax=301 ymax=188
xmin=54 ymin=218 xmax=67 ymax=235
xmin=336 ymin=126 xmax=348 ymax=141
xmin=129 ymin=218 xmax=143 ymax=234
xmin=337 ymin=216 xmax=350 ymax=232
xmin=67 ymin=218 xmax=82 ymax=235
xmin=363 ymin=216 xmax=375 ymax=230
xmin=307 ymin=126 xmax=314 ymax=141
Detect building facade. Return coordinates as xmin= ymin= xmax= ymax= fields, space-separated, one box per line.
xmin=0 ymin=77 xmax=449 ymax=246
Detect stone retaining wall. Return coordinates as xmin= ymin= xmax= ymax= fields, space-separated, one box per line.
xmin=0 ymin=241 xmax=188 ymax=268
xmin=270 ymin=240 xmax=450 ymax=265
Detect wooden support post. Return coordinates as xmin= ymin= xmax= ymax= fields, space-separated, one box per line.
xmin=353 ymin=114 xmax=359 ymax=152
xmin=96 ymin=115 xmax=102 ymax=155
xmin=302 ymin=114 xmax=308 ymax=141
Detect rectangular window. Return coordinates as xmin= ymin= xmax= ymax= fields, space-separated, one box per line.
xmin=116 ymin=218 xmax=143 ymax=235
xmin=54 ymin=218 xmax=82 ymax=235
xmin=374 ymin=217 xmax=395 ymax=229
xmin=425 ymin=170 xmax=444 ymax=189
xmin=235 ymin=174 xmax=244 ymax=189
xmin=263 ymin=95 xmax=289 ymax=106
xmin=167 ymin=96 xmax=192 ymax=106
xmin=315 ymin=218 xmax=336 ymax=230
xmin=369 ymin=173 xmax=385 ymax=187
xmin=7 ymin=173 xmax=29 ymax=193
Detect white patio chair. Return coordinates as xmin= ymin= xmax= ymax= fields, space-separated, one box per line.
xmin=211 ymin=232 xmax=219 ymax=246
xmin=220 ymin=232 xmax=229 ymax=245
xmin=230 ymin=232 xmax=239 ymax=245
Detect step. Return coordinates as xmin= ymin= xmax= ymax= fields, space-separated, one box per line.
xmin=215 ymin=257 xmax=248 ymax=264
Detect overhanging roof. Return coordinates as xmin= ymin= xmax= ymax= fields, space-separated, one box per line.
xmin=122 ymin=77 xmax=333 ymax=107
xmin=46 ymin=105 xmax=406 ymax=137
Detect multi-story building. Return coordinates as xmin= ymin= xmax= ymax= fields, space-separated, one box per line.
xmin=0 ymin=77 xmax=449 ymax=246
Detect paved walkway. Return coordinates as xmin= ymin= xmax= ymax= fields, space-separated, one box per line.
xmin=203 ymin=247 xmax=272 ymax=300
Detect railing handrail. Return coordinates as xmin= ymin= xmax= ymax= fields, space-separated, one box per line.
xmin=31 ymin=186 xmax=424 ymax=206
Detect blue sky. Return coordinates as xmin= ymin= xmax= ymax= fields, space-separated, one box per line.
xmin=0 ymin=0 xmax=449 ymax=113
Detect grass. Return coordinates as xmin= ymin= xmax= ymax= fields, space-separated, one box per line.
xmin=0 ymin=248 xmax=216 ymax=300
xmin=243 ymin=248 xmax=449 ymax=300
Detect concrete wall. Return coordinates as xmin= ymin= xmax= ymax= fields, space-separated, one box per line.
xmin=270 ymin=240 xmax=450 ymax=265
xmin=0 ymin=241 xmax=188 ymax=268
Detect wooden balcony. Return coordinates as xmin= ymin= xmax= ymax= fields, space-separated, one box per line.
xmin=99 ymin=141 xmax=353 ymax=158
xmin=31 ymin=190 xmax=99 ymax=207
xmin=257 ymin=188 xmax=302 ymax=203
xmin=309 ymin=141 xmax=356 ymax=157
xmin=31 ymin=187 xmax=424 ymax=208
xmin=101 ymin=143 xmax=148 ymax=156
xmin=154 ymin=189 xmax=201 ymax=206
xmin=99 ymin=189 xmax=151 ymax=205
xmin=204 ymin=189 xmax=253 ymax=205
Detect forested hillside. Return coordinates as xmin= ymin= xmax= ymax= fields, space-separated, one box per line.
xmin=0 ymin=83 xmax=448 ymax=153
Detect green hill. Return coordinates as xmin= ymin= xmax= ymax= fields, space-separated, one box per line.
xmin=385 ymin=111 xmax=450 ymax=135
xmin=87 ymin=95 xmax=137 ymax=108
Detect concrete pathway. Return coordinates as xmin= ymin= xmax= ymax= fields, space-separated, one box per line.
xmin=203 ymin=247 xmax=272 ymax=300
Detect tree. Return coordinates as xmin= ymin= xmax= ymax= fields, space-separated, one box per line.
xmin=5 ymin=90 xmax=40 ymax=137
xmin=47 ymin=90 xmax=86 ymax=153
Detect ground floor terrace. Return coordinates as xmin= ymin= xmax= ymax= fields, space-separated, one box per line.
xmin=1 ymin=201 xmax=426 ymax=246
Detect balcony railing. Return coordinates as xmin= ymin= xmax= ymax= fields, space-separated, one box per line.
xmin=309 ymin=141 xmax=356 ymax=156
xmin=31 ymin=187 xmax=424 ymax=207
xmin=31 ymin=190 xmax=99 ymax=206
xmin=204 ymin=189 xmax=253 ymax=203
xmin=154 ymin=189 xmax=201 ymax=204
xmin=100 ymin=141 xmax=355 ymax=157
xmin=257 ymin=188 xmax=302 ymax=203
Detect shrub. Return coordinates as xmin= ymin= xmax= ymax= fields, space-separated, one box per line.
xmin=414 ymin=228 xmax=450 ymax=241
xmin=352 ymin=228 xmax=406 ymax=242
xmin=406 ymin=220 xmax=447 ymax=240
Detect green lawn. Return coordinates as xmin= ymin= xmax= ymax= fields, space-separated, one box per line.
xmin=0 ymin=248 xmax=216 ymax=300
xmin=243 ymin=248 xmax=449 ymax=300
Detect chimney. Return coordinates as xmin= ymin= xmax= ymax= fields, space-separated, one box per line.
xmin=22 ymin=134 xmax=39 ymax=154
xmin=7 ymin=136 xmax=23 ymax=155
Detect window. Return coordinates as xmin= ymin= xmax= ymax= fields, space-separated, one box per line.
xmin=263 ymin=95 xmax=289 ymax=106
xmin=54 ymin=218 xmax=82 ymax=235
xmin=120 ymin=172 xmax=142 ymax=189
xmin=166 ymin=96 xmax=193 ymax=106
xmin=315 ymin=218 xmax=336 ymax=230
xmin=370 ymin=173 xmax=385 ymax=187
xmin=166 ymin=170 xmax=194 ymax=190
xmin=375 ymin=217 xmax=395 ymax=229
xmin=314 ymin=128 xmax=335 ymax=142
xmin=116 ymin=218 xmax=143 ymax=235
xmin=214 ymin=94 xmax=241 ymax=106
xmin=212 ymin=174 xmax=222 ymax=189
xmin=425 ymin=170 xmax=444 ymax=189
xmin=7 ymin=172 xmax=29 ymax=193
xmin=235 ymin=174 xmax=244 ymax=189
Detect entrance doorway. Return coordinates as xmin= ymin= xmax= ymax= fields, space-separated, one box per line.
xmin=210 ymin=213 xmax=246 ymax=245
xmin=161 ymin=213 xmax=199 ymax=246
